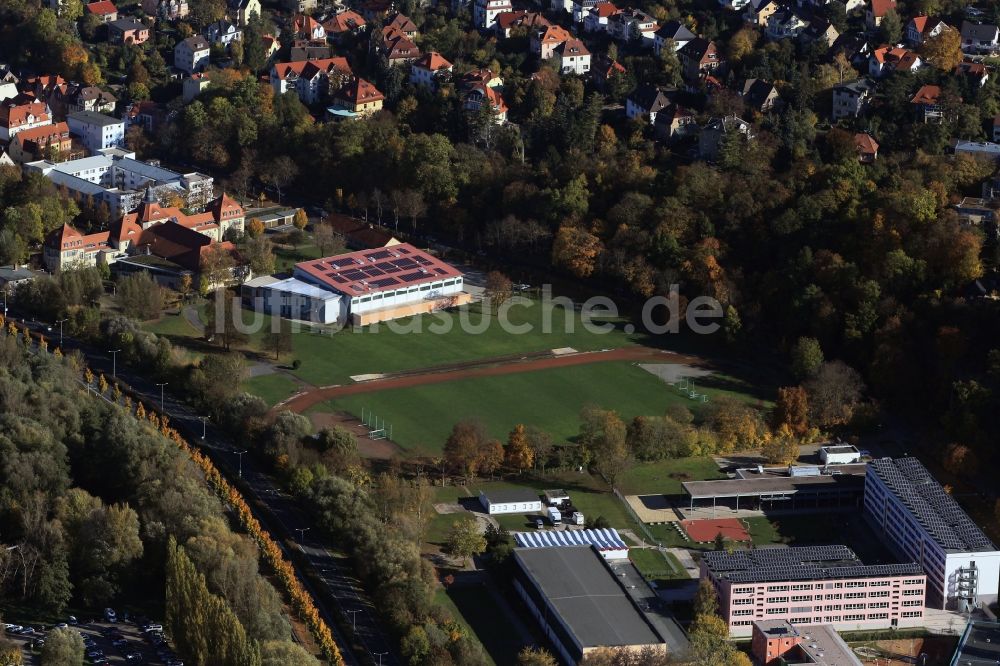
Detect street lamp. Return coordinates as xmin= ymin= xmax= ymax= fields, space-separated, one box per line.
xmin=235 ymin=449 xmax=247 ymax=478
xmin=156 ymin=382 xmax=168 ymax=412
xmin=108 ymin=349 xmax=121 ymax=377
xmin=200 ymin=416 xmax=208 ymax=439
xmin=295 ymin=527 xmax=310 ymax=542
xmin=55 ymin=318 xmax=67 ymax=347
xmin=346 ymin=609 xmax=360 ymax=630
xmin=373 ymin=651 xmax=388 ymax=666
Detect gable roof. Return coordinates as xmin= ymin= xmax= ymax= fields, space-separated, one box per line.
xmin=535 ymin=24 xmax=572 ymax=44
xmin=387 ymin=13 xmax=417 ymax=33
xmin=0 ymin=100 xmax=49 ymax=129
xmin=630 ymin=84 xmax=673 ymax=113
xmin=109 ymin=17 xmax=146 ymax=31
xmin=179 ymin=35 xmax=210 ymax=50
xmin=466 ymin=82 xmax=508 ymax=114
xmin=272 ymin=57 xmax=352 ymax=80
xmin=589 ymin=2 xmax=619 ymax=18
xmin=869 ymin=0 xmax=896 ymax=18
xmin=85 ymin=0 xmax=117 ymax=15
xmin=556 ymin=38 xmax=590 ymax=57
xmin=12 ymin=121 xmax=69 ymax=147
xmin=336 ymin=77 xmax=385 ymax=104
xmin=961 ymin=20 xmax=999 ymax=41
xmin=679 ymin=37 xmax=716 ymax=60
xmin=854 ymin=132 xmax=879 ymax=153
xmin=382 ymin=32 xmax=420 ymax=59
xmin=910 ymin=84 xmax=940 ymax=104
xmin=293 ymin=14 xmax=323 ymax=35
xmin=655 ymin=20 xmax=695 ymax=41
xmin=323 ymin=10 xmax=366 ymax=33
xmin=413 ymin=51 xmax=452 ymax=71
xmin=741 ymin=79 xmax=777 ymax=109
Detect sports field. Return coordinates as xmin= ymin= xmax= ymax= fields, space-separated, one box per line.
xmin=149 ymin=298 xmax=650 ymax=387
xmin=307 ymin=361 xmax=747 ymax=455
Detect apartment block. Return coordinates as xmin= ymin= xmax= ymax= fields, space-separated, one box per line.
xmin=864 ymin=457 xmax=1000 ymax=610
xmin=701 ymin=545 xmax=926 ymax=637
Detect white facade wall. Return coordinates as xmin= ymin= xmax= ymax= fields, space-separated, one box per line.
xmin=864 ymin=471 xmax=1000 ymax=609
xmin=484 ymin=499 xmax=544 ymax=514
xmin=67 ymin=114 xmax=125 ymax=153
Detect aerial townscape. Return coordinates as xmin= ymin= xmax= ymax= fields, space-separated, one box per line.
xmin=3 ymin=0 xmax=1000 ymax=661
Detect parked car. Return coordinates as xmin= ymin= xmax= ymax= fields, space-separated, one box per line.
xmin=67 ymin=616 xmax=78 ymax=625
xmin=113 ymin=638 xmax=128 ymax=648
xmin=104 ymin=608 xmax=117 ymax=622
xmin=143 ymin=624 xmax=163 ymax=633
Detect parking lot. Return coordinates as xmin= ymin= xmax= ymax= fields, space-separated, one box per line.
xmin=4 ymin=615 xmax=178 ymax=665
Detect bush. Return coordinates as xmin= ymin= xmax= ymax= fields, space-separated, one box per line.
xmin=291 ymin=359 xmax=301 ymax=370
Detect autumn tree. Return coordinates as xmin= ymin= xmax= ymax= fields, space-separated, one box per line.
xmin=247 ymin=217 xmax=265 ymax=237
xmin=293 ymin=209 xmax=308 ymax=230
xmin=484 ymin=271 xmax=513 ymax=314
xmin=313 ymin=223 xmax=344 ymax=257
xmin=579 ymin=407 xmax=631 ymax=484
xmin=552 ymin=226 xmax=602 ymax=278
xmin=805 ymin=361 xmax=864 ymax=428
xmin=443 ymin=419 xmax=487 ymax=481
xmin=478 ymin=439 xmax=504 ymax=478
xmin=943 ymin=443 xmax=978 ymax=475
xmin=117 ymin=271 xmax=164 ymax=321
xmin=761 ymin=425 xmax=800 ymax=465
xmin=518 ymin=646 xmax=558 ymax=666
xmin=504 ymin=424 xmax=535 ymax=473
xmin=921 ymin=29 xmax=963 ymax=71
xmin=200 ymin=243 xmax=236 ymax=291
xmin=265 ymin=317 xmax=293 ymax=360
xmin=708 ymin=398 xmax=769 ymax=454
xmin=444 ymin=518 xmax=486 ymax=566
xmin=773 ymin=386 xmax=809 ymax=436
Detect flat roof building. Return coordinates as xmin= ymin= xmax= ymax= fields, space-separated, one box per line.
xmin=949 ymin=620 xmax=1000 ymax=666
xmin=513 ymin=528 xmax=629 ymax=560
xmin=701 ymin=545 xmax=926 ymax=637
xmin=245 ymin=243 xmax=472 ymax=326
xmin=683 ymin=464 xmax=867 ymax=514
xmin=752 ymin=620 xmax=863 ymax=666
xmin=479 ymin=488 xmax=542 ymax=515
xmin=513 ymin=546 xmax=666 ymax=664
xmin=864 ymin=457 xmax=1000 ymax=610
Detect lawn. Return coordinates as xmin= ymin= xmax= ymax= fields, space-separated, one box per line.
xmin=242 ymin=373 xmax=300 ymax=406
xmin=628 ymin=548 xmax=687 ymax=583
xmin=434 ymin=584 xmax=525 ymax=666
xmin=429 ymin=475 xmax=637 ymax=533
xmin=142 ymin=310 xmax=200 ymax=338
xmin=273 ymin=243 xmax=322 ymax=273
xmin=616 ymin=457 xmax=727 ymax=496
xmin=158 ymin=297 xmax=649 ymax=387
xmin=309 ymin=362 xmax=744 ymax=455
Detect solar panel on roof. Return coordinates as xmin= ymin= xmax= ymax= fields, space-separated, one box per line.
xmin=370 ymin=277 xmax=398 ymax=288
xmin=394 ymin=259 xmax=417 ymax=269
xmin=397 ymin=246 xmax=410 ymax=254
xmin=375 ymin=262 xmax=394 ymax=271
xmin=398 ymin=271 xmax=426 ymax=282
xmin=368 ymin=250 xmax=392 ymax=260
xmin=434 ymin=268 xmax=447 ymax=275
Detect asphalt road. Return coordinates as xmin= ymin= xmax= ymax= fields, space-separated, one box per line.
xmin=21 ymin=319 xmax=399 ymax=666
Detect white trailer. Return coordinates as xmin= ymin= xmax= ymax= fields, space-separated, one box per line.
xmin=547 ymin=507 xmax=562 ymax=525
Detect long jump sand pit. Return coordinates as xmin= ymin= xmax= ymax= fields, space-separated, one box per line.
xmin=308 ymin=410 xmax=403 ymax=460
xmin=625 ymin=494 xmax=681 ymax=523
xmin=681 ymin=518 xmax=750 ymax=543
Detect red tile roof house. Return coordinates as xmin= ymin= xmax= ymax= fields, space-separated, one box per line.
xmin=866 ymin=0 xmax=896 ymax=29
xmin=910 ymin=84 xmax=944 ymax=123
xmin=331 ymin=77 xmax=385 ymax=117
xmin=85 ymin=0 xmax=118 ymax=22
xmin=955 ymin=60 xmax=990 ymax=87
xmin=906 ymin=15 xmax=949 ymax=46
xmin=8 ymin=121 xmax=73 ymax=163
xmin=531 ymin=24 xmax=572 ymax=59
xmin=494 ymin=10 xmax=551 ymax=39
xmin=292 ymin=14 xmax=326 ymax=41
xmin=462 ymin=82 xmax=508 ymax=123
xmin=0 ymin=100 xmax=51 ymax=142
xmin=270 ymin=57 xmax=353 ymax=105
xmin=322 ymin=10 xmax=367 ymax=41
xmin=409 ymin=52 xmax=452 ymax=89
xmin=386 ymin=13 xmax=418 ymax=39
xmin=43 ymin=189 xmax=244 ymax=276
xmin=868 ymin=45 xmax=922 ymax=77
xmin=854 ymin=132 xmax=879 ymax=163
xmin=679 ymin=38 xmax=723 ymax=80
xmin=380 ymin=29 xmax=421 ymax=66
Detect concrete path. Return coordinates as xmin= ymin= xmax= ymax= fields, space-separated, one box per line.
xmin=182 ymin=305 xmax=205 ymax=334
xmin=667 ymin=547 xmax=700 ymax=578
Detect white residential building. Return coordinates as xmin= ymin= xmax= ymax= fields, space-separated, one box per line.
xmin=67 ymin=110 xmax=125 ymax=153
xmin=174 ymin=36 xmax=211 ymax=74
xmin=473 ymin=0 xmax=512 ymax=29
